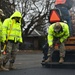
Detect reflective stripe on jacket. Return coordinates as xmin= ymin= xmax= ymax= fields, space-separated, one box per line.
xmin=47 ymin=22 xmax=69 ymax=46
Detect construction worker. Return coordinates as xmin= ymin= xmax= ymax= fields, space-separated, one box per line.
xmin=45 ymin=22 xmax=69 ymax=63
xmin=2 ymin=11 xmax=23 ymax=70
xmin=0 ymin=9 xmax=9 ymax=71
xmin=55 ymin=0 xmax=74 ymax=36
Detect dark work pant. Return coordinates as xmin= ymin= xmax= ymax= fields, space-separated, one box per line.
xmin=42 ymin=42 xmax=48 ymax=60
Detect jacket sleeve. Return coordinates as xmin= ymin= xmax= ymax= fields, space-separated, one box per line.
xmin=60 ymin=24 xmax=70 ymax=43
xmin=2 ymin=19 xmax=9 ymax=43
xmin=47 ymin=26 xmax=54 ymax=46
xmin=19 ymin=30 xmax=23 ymax=43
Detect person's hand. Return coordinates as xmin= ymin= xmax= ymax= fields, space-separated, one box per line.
xmin=49 ymin=45 xmax=53 ymax=48
xmin=5 ymin=41 xmax=8 ymax=44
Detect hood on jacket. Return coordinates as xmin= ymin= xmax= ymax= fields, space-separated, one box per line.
xmin=10 ymin=11 xmax=22 ymax=19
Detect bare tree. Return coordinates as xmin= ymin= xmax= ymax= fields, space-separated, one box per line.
xmin=15 ymin=0 xmax=51 ymax=36
xmin=0 ymin=0 xmax=51 ymax=36
xmin=0 ymin=0 xmax=15 ymax=19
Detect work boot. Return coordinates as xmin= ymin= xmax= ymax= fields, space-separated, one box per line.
xmin=44 ymin=56 xmax=52 ymax=63
xmin=59 ymin=57 xmax=64 ymax=63
xmin=0 ymin=65 xmax=9 ymax=71
xmin=9 ymin=63 xmax=16 ymax=70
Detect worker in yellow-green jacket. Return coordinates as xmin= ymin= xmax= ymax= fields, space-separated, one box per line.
xmin=45 ymin=22 xmax=69 ymax=63
xmin=0 ymin=9 xmax=10 ymax=71
xmin=2 ymin=11 xmax=23 ymax=70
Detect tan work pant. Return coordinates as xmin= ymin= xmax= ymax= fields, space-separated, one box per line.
xmin=48 ymin=37 xmax=65 ymax=58
xmin=3 ymin=41 xmax=19 ymax=65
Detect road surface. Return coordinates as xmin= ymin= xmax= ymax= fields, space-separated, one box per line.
xmin=0 ymin=52 xmax=75 ymax=75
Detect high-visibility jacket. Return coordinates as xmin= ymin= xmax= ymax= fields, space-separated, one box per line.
xmin=0 ymin=19 xmax=3 ymax=42
xmin=47 ymin=22 xmax=69 ymax=46
xmin=55 ymin=0 xmax=66 ymax=5
xmin=2 ymin=11 xmax=23 ymax=43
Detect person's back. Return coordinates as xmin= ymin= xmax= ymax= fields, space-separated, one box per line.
xmin=55 ymin=0 xmax=73 ymax=17
xmin=55 ymin=0 xmax=73 ymax=10
xmin=55 ymin=0 xmax=74 ymax=36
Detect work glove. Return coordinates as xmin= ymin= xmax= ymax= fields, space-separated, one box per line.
xmin=5 ymin=40 xmax=8 ymax=44
xmin=49 ymin=45 xmax=53 ymax=48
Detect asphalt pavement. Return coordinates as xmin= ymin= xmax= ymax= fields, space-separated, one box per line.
xmin=0 ymin=51 xmax=75 ymax=75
